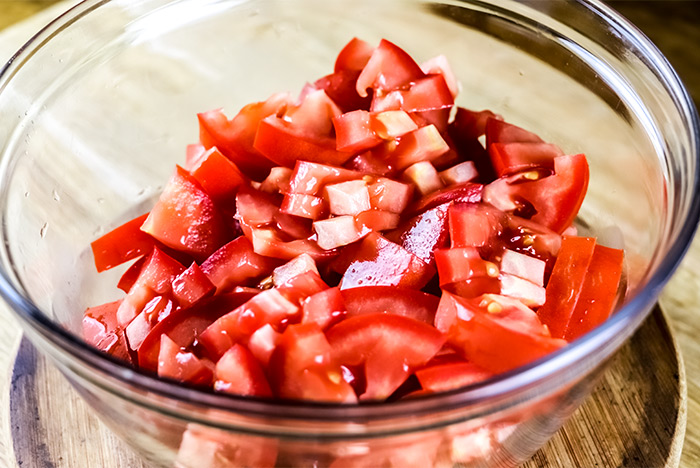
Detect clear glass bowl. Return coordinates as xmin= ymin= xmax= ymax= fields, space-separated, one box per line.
xmin=0 ymin=0 xmax=698 ymax=467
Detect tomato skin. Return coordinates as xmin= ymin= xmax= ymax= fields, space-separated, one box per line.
xmin=189 ymin=147 xmax=248 ymax=206
xmin=440 ymin=292 xmax=566 ymax=373
xmin=91 ymin=213 xmax=154 ymax=272
xmin=488 ymin=142 xmax=562 ymax=177
xmin=371 ymin=74 xmax=454 ymax=114
xmin=356 ymin=39 xmax=425 ymax=97
xmin=389 ymin=201 xmax=451 ymax=265
xmin=564 ymin=244 xmax=624 ymax=341
xmin=157 ymin=334 xmax=214 ymax=385
xmin=254 ymin=116 xmax=354 ymax=168
xmin=537 ymin=236 xmax=597 ymax=338
xmin=409 ymin=182 xmax=483 ymax=214
xmin=198 ymin=94 xmax=292 ymax=181
xmin=315 ymin=70 xmax=373 ymax=113
xmin=483 ymin=153 xmax=589 ymax=233
xmin=448 ymin=203 xmax=504 ymax=250
xmin=435 ymin=247 xmax=498 ymax=286
xmin=141 ymin=166 xmax=231 ymax=260
xmin=416 ymin=361 xmax=492 ymax=392
xmin=137 ymin=292 xmax=254 ymax=371
xmin=200 ymin=236 xmax=279 ymax=293
xmin=334 ymin=37 xmax=374 ymax=73
xmin=302 ymin=287 xmax=346 ymax=330
xmin=288 ymin=160 xmax=362 ymax=196
xmin=333 ymin=110 xmax=383 ymax=153
xmin=214 ymin=344 xmax=273 ymax=397
xmin=171 ymin=262 xmax=215 ymax=309
xmin=340 ymin=286 xmax=439 ymax=324
xmin=326 ymin=313 xmax=445 ymax=400
xmin=338 ymin=232 xmax=435 ymax=290
xmin=382 ymin=124 xmax=450 ymax=171
xmin=235 ymin=186 xmax=281 ymax=227
xmin=269 ymin=323 xmax=357 ymax=403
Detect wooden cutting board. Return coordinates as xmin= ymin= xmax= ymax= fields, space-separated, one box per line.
xmin=6 ymin=304 xmax=685 ymax=468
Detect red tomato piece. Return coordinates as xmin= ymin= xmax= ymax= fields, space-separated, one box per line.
xmin=286 ymin=89 xmax=343 ymax=137
xmin=420 ymin=54 xmax=460 ymax=97
xmin=334 ymin=37 xmax=374 ymax=73
xmin=338 ymin=232 xmax=435 ymax=290
xmin=184 ymin=143 xmax=206 ymax=170
xmin=315 ymin=69 xmax=373 ymax=113
xmin=367 ymin=177 xmax=413 ymax=213
xmin=442 ymin=277 xmax=501 ymax=300
xmin=117 ymin=256 xmax=147 ymax=293
xmin=340 ymin=286 xmax=439 ymax=324
xmin=198 ymin=93 xmax=292 ymax=181
xmin=390 ymin=201 xmax=452 ymax=265
xmin=448 ymin=203 xmax=505 ymax=250
xmin=333 ymin=110 xmax=383 ymax=153
xmin=499 ymin=273 xmax=546 ymax=308
xmin=125 ymin=295 xmax=177 ymax=352
xmin=415 ymin=361 xmax=492 ymax=392
xmin=198 ymin=288 xmax=299 ymax=360
xmin=214 ymin=344 xmax=273 ymax=397
xmin=254 ymin=116 xmax=354 ymax=168
xmin=280 ymin=193 xmax=327 ymax=220
xmin=382 ymin=125 xmax=450 ymax=170
xmin=90 ymin=213 xmax=154 ymax=272
xmin=439 ymin=161 xmax=479 ymax=186
xmin=326 ymin=313 xmax=445 ymax=400
xmin=564 ymin=244 xmax=624 ymax=341
xmin=117 ymin=247 xmax=185 ymax=326
xmin=435 ymin=247 xmax=499 ymax=286
xmin=235 ymin=187 xmax=281 ymax=227
xmin=344 ymin=150 xmax=394 ymax=175
xmin=259 ymin=166 xmax=292 ymax=194
xmin=371 ymin=74 xmax=454 ymax=113
xmin=409 ymin=182 xmax=483 ymax=214
xmin=171 ymin=262 xmax=215 ymax=309
xmin=442 ymin=292 xmax=566 ymax=373
xmin=269 ymin=323 xmax=357 ymax=402
xmin=354 ymin=210 xmax=400 ymax=233
xmin=356 ymin=39 xmax=425 ymax=97
xmin=82 ymin=300 xmax=132 ymax=363
xmin=141 ymin=166 xmax=230 ymax=260
xmin=287 ymin=160 xmax=362 ymax=196
xmin=189 ymin=147 xmax=248 ymax=206
xmin=277 ymin=270 xmax=329 ymax=305
xmin=500 ymin=249 xmax=546 ymax=286
xmin=137 ymin=292 xmax=256 ymax=371
xmin=157 ymin=334 xmax=213 ymax=385
xmin=302 ymin=287 xmax=346 ymax=330
xmin=536 ymin=236 xmax=597 ymax=338
xmin=483 ymin=154 xmax=589 ymax=233
xmin=488 ymin=142 xmax=563 ymax=177
xmin=200 ymin=236 xmax=279 ymax=293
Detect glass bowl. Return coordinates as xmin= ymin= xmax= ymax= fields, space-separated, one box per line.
xmin=0 ymin=0 xmax=698 ymax=466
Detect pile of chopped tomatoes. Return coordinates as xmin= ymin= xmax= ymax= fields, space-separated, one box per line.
xmin=84 ymin=38 xmax=624 ymax=404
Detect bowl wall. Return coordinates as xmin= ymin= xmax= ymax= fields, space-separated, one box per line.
xmin=0 ymin=0 xmax=697 ymax=467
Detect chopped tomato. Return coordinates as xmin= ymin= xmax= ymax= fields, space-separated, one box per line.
xmin=356 ymin=39 xmax=424 ymax=97
xmin=334 ymin=37 xmax=374 ymax=73
xmin=90 ymin=213 xmax=153 ymax=272
xmin=333 ymin=110 xmax=383 ymax=153
xmin=326 ymin=314 xmax=444 ymax=400
xmin=189 ymin=147 xmax=248 ymax=206
xmin=434 ymin=247 xmax=499 ymax=286
xmin=485 ymin=118 xmax=544 ymax=146
xmin=176 ymin=425 xmax=278 ymax=468
xmin=302 ymin=287 xmax=346 ymax=330
xmin=483 ymin=153 xmax=589 ymax=233
xmin=157 ymin=334 xmax=213 ymax=385
xmin=287 ymin=160 xmax=362 ymax=196
xmin=200 ymin=236 xmax=279 ymax=293
xmin=214 ymin=344 xmax=272 ymax=397
xmin=340 ymin=286 xmax=439 ymax=324
xmin=371 ymin=74 xmax=454 ymax=114
xmin=269 ymin=323 xmax=357 ymax=402
xmin=198 ymin=93 xmax=291 ymax=181
xmin=416 ymin=361 xmax=492 ymax=392
xmin=140 ymin=166 xmax=230 ymax=260
xmin=488 ymin=142 xmax=563 ymax=177
xmin=171 ymin=262 xmax=215 ymax=308
xmin=338 ymin=232 xmax=435 ymax=290
xmin=82 ymin=300 xmax=132 ymax=363
xmin=390 ymin=201 xmax=452 ymax=265
xmin=536 ymin=236 xmax=597 ymax=338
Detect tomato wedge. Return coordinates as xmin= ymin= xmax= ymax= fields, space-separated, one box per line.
xmin=91 ymin=213 xmax=154 ymax=272
xmin=214 ymin=344 xmax=273 ymax=397
xmin=326 ymin=313 xmax=445 ymax=400
xmin=340 ymin=286 xmax=439 ymax=324
xmin=356 ymin=39 xmax=424 ymax=97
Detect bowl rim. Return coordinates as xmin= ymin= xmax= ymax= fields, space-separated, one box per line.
xmin=0 ymin=0 xmax=699 ymax=425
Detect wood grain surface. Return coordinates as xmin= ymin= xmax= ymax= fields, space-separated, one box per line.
xmin=0 ymin=1 xmax=699 ymax=467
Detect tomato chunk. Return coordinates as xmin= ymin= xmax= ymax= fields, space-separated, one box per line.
xmin=326 ymin=314 xmax=445 ymax=400
xmin=141 ymin=166 xmax=230 ymax=260
xmin=91 ymin=213 xmax=154 ymax=272
xmin=214 ymin=344 xmax=273 ymax=397
xmin=356 ymin=39 xmax=424 ymax=97
xmin=340 ymin=286 xmax=439 ymax=324
xmin=158 ymin=334 xmax=213 ymax=385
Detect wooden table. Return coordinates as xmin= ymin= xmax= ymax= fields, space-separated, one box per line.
xmin=0 ymin=1 xmax=699 ymax=467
